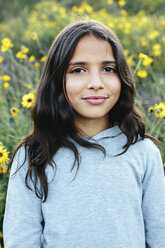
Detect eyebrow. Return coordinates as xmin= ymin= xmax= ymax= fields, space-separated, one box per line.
xmin=68 ymin=60 xmax=116 ymax=66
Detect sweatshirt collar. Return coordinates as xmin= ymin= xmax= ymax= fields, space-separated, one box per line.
xmin=90 ymin=125 xmax=122 ymax=141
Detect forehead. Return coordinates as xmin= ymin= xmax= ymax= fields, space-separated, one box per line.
xmin=70 ymin=34 xmax=115 ymax=61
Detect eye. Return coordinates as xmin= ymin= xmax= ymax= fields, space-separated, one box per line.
xmin=70 ymin=68 xmax=85 ymax=74
xmin=103 ymin=66 xmax=117 ymax=73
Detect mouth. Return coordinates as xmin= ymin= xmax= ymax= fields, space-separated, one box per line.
xmin=82 ymin=96 xmax=109 ymax=105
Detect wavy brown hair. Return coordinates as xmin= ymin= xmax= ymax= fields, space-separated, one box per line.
xmin=9 ymin=20 xmax=161 ymax=202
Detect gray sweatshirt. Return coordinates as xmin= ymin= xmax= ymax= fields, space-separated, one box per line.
xmin=3 ymin=125 xmax=165 ymax=247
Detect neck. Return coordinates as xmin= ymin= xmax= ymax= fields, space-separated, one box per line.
xmin=75 ymin=116 xmax=111 ymax=138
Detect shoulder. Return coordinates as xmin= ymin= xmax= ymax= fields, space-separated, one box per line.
xmin=134 ymin=137 xmax=160 ymax=155
xmin=130 ymin=137 xmax=163 ymax=170
xmin=127 ymin=136 xmax=161 ymax=161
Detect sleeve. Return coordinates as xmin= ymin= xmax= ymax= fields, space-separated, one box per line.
xmin=3 ymin=146 xmax=44 ymax=248
xmin=142 ymin=146 xmax=165 ymax=248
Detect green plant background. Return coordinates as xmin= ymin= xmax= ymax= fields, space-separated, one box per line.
xmin=0 ymin=0 xmax=165 ymax=246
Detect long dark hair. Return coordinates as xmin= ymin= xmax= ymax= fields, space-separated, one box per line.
xmin=9 ymin=20 xmax=161 ymax=202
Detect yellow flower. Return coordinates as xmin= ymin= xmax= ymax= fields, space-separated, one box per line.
xmin=40 ymin=56 xmax=47 ymax=62
xmin=107 ymin=0 xmax=114 ymax=4
xmin=2 ymin=75 xmax=11 ymax=81
xmin=72 ymin=3 xmax=93 ymax=14
xmin=21 ymin=46 xmax=29 ymax=54
xmin=81 ymin=2 xmax=93 ymax=13
xmin=138 ymin=53 xmax=148 ymax=60
xmin=153 ymin=50 xmax=161 ymax=56
xmin=160 ymin=19 xmax=165 ymax=26
xmin=72 ymin=6 xmax=78 ymax=13
xmin=23 ymin=84 xmax=32 ymax=89
xmin=152 ymin=44 xmax=162 ymax=56
xmin=162 ymin=36 xmax=165 ymax=43
xmin=0 ymin=56 xmax=3 ymax=63
xmin=155 ymin=112 xmax=165 ymax=118
xmin=137 ymin=70 xmax=147 ymax=78
xmin=138 ymin=17 xmax=148 ymax=29
xmin=41 ymin=14 xmax=47 ymax=20
xmin=52 ymin=6 xmax=57 ymax=12
xmin=138 ymin=53 xmax=153 ymax=66
xmin=142 ymin=57 xmax=153 ymax=66
xmin=34 ymin=62 xmax=40 ymax=68
xmin=0 ymin=232 xmax=3 ymax=238
xmin=1 ymin=45 xmax=8 ymax=52
xmin=1 ymin=38 xmax=13 ymax=46
xmin=108 ymin=22 xmax=114 ymax=29
xmin=148 ymin=30 xmax=160 ymax=40
xmin=117 ymin=23 xmax=123 ymax=29
xmin=0 ymin=142 xmax=3 ymax=148
xmin=0 ymin=165 xmax=8 ymax=174
xmin=31 ymin=32 xmax=37 ymax=40
xmin=22 ymin=93 xmax=35 ymax=108
xmin=3 ymin=82 xmax=9 ymax=89
xmin=154 ymin=102 xmax=165 ymax=111
xmin=1 ymin=38 xmax=14 ymax=52
xmin=16 ymin=51 xmax=27 ymax=59
xmin=10 ymin=107 xmax=19 ymax=117
xmin=137 ymin=10 xmax=146 ymax=16
xmin=118 ymin=0 xmax=126 ymax=7
xmin=152 ymin=44 xmax=161 ymax=50
xmin=121 ymin=10 xmax=128 ymax=16
xmin=154 ymin=102 xmax=165 ymax=118
xmin=140 ymin=37 xmax=148 ymax=47
xmin=159 ymin=78 xmax=164 ymax=84
xmin=29 ymin=55 xmax=35 ymax=62
xmin=0 ymin=146 xmax=10 ymax=166
xmin=124 ymin=29 xmax=130 ymax=34
xmin=127 ymin=55 xmax=135 ymax=66
xmin=59 ymin=7 xmax=67 ymax=17
xmin=148 ymin=107 xmax=154 ymax=113
xmin=124 ymin=49 xmax=129 ymax=57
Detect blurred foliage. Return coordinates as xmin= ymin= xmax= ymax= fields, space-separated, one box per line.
xmin=0 ymin=0 xmax=39 ymax=22
xmin=0 ymin=0 xmax=165 ymax=21
xmin=124 ymin=0 xmax=165 ymax=14
xmin=0 ymin=0 xmax=165 ymax=247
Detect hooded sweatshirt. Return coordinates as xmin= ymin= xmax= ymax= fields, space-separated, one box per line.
xmin=3 ymin=125 xmax=165 ymax=248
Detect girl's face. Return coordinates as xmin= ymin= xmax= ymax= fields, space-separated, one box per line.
xmin=65 ymin=35 xmax=121 ymax=127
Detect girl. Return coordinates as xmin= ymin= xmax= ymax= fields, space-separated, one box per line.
xmin=3 ymin=20 xmax=165 ymax=248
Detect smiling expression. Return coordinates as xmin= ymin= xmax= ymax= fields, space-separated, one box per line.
xmin=65 ymin=34 xmax=121 ymax=127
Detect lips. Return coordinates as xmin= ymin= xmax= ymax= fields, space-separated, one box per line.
xmin=82 ymin=96 xmax=108 ymax=99
xmin=82 ymin=96 xmax=108 ymax=105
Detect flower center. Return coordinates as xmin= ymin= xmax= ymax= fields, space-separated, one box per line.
xmin=0 ymin=152 xmax=3 ymax=157
xmin=27 ymin=98 xmax=32 ymax=102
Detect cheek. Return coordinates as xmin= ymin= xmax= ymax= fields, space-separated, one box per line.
xmin=108 ymin=78 xmax=121 ymax=96
xmin=66 ymin=78 xmax=84 ymax=98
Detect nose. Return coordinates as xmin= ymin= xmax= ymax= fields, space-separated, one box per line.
xmin=87 ymin=72 xmax=104 ymax=90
